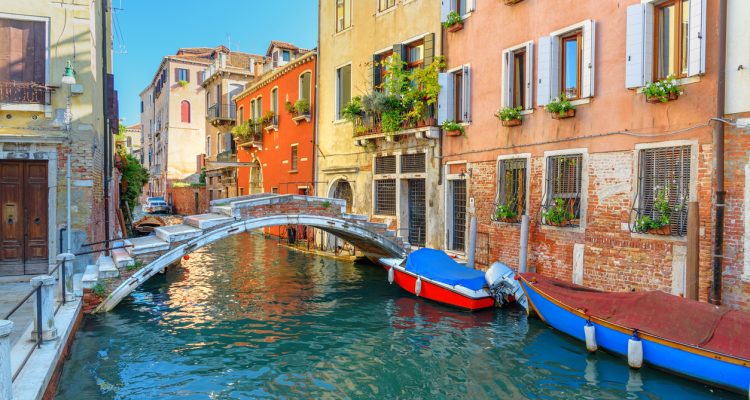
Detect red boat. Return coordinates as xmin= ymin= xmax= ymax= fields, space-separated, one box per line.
xmin=380 ymin=249 xmax=495 ymax=311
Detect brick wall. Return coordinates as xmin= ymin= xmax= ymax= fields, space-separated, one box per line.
xmin=468 ymin=146 xmax=718 ymax=304
xmin=169 ymin=186 xmax=208 ymax=215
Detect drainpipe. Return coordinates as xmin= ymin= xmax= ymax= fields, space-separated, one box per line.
xmin=101 ymin=0 xmax=111 ymax=255
xmin=710 ymin=0 xmax=727 ymax=305
xmin=67 ymin=153 xmax=72 ymax=254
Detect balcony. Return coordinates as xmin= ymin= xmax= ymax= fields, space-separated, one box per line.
xmin=352 ymin=104 xmax=439 ymax=145
xmin=290 ymin=110 xmax=311 ymax=125
xmin=263 ymin=114 xmax=279 ymax=131
xmin=216 ymin=150 xmax=237 ymax=163
xmin=235 ymin=122 xmax=263 ymax=149
xmin=0 ymin=81 xmax=54 ymax=112
xmin=208 ymin=102 xmax=237 ymax=125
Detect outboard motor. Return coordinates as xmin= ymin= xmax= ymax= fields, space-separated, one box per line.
xmin=485 ymin=261 xmax=528 ymax=310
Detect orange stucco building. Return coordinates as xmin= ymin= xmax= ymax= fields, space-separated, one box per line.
xmin=234 ymin=43 xmax=316 ymax=236
xmin=438 ymin=0 xmax=748 ymax=308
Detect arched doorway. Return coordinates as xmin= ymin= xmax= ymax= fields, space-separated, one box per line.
xmin=249 ymin=160 xmax=262 ymax=194
xmin=332 ymin=180 xmax=353 ymax=214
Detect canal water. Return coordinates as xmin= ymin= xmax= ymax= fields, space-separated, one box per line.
xmin=56 ymin=233 xmax=739 ymax=399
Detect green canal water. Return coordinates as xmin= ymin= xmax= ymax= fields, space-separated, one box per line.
xmin=56 ymin=233 xmax=739 ymax=399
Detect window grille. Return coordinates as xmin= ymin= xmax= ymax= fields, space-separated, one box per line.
xmin=400 ymin=153 xmax=425 ymax=173
xmin=374 ymin=179 xmax=396 ymax=215
xmin=408 ymin=179 xmax=426 ymax=247
xmin=631 ymin=146 xmax=691 ymax=236
xmin=450 ymin=179 xmax=467 ymax=251
xmin=542 ymin=154 xmax=583 ymax=227
xmin=495 ymin=159 xmax=527 ymax=223
xmin=375 ymin=155 xmax=397 ymax=175
xmin=291 ymin=146 xmax=298 ymax=170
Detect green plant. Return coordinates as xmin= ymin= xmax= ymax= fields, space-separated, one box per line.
xmin=294 ymin=98 xmax=311 ymax=115
xmin=231 ymin=120 xmax=253 ymax=141
xmin=126 ymin=260 xmax=144 ymax=272
xmin=92 ymin=282 xmax=106 ymax=297
xmin=442 ymin=120 xmax=465 ymax=134
xmin=285 ymin=101 xmax=294 ymax=113
xmin=643 ymin=76 xmax=682 ymax=103
xmin=261 ymin=110 xmax=276 ymax=125
xmin=442 ymin=11 xmax=463 ymax=28
xmin=634 ymin=188 xmax=672 ymax=232
xmin=545 ymin=94 xmax=575 ymax=116
xmin=496 ymin=106 xmax=523 ymax=121
xmin=178 ymin=80 xmax=189 ymax=88
xmin=342 ymin=97 xmax=364 ymax=122
xmin=198 ymin=167 xmax=206 ymax=185
xmin=361 ymin=91 xmax=390 ymax=115
xmin=495 ymin=203 xmax=518 ymax=220
xmin=542 ymin=198 xmax=575 ymax=225
xmin=118 ymin=153 xmax=149 ymax=233
xmin=321 ymin=200 xmax=331 ymax=209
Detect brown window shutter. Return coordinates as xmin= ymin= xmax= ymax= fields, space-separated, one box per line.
xmin=185 ymin=69 xmax=190 ymax=82
xmin=423 ymin=33 xmax=435 ymax=67
xmin=174 ymin=68 xmax=180 ymax=82
xmin=197 ymin=71 xmax=203 ymax=85
xmin=0 ymin=19 xmax=10 ymax=81
xmin=31 ymin=21 xmax=44 ymax=83
xmin=9 ymin=23 xmax=24 ymax=81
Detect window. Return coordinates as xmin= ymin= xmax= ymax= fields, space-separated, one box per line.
xmin=543 ymin=154 xmax=583 ymax=227
xmin=378 ymin=0 xmax=396 ymax=12
xmin=655 ymin=0 xmax=689 ymax=80
xmin=290 ymin=145 xmax=298 ymax=171
xmin=537 ymin=21 xmax=595 ymax=105
xmin=140 ymin=101 xmax=144 ymax=113
xmin=176 ymin=68 xmax=189 ymax=82
xmin=336 ymin=64 xmax=351 ymax=119
xmin=217 ymin=133 xmax=222 ymax=153
xmin=197 ymin=71 xmax=204 ymax=85
xmin=250 ymin=99 xmax=256 ymax=119
xmin=336 ymin=0 xmax=351 ymax=32
xmin=406 ymin=40 xmax=424 ymax=70
xmin=400 ymin=153 xmax=426 ymax=173
xmin=633 ymin=146 xmax=691 ymax=236
xmin=256 ymin=96 xmax=263 ymax=119
xmin=272 ymin=51 xmax=279 ymax=68
xmin=299 ymin=72 xmax=312 ymax=101
xmin=271 ymin=187 xmax=279 ymax=194
xmin=282 ymin=50 xmax=291 ymax=62
xmin=271 ymin=88 xmax=278 ymax=115
xmin=206 ymin=136 xmax=211 ymax=155
xmin=372 ymin=51 xmax=392 ymax=91
xmin=439 ymin=65 xmax=471 ymax=123
xmin=374 ymin=179 xmax=397 ymax=215
xmin=453 ymin=69 xmax=464 ymax=122
xmin=441 ymin=0 xmax=475 ymax=22
xmin=495 ymin=158 xmax=527 ymax=222
xmin=561 ymin=31 xmax=582 ymax=99
xmin=375 ymin=155 xmax=397 ymax=174
xmin=180 ymin=100 xmax=191 ymax=123
xmin=502 ymin=43 xmax=533 ymax=110
xmin=238 ymin=106 xmax=244 ymax=124
xmin=0 ymin=18 xmax=46 ymax=85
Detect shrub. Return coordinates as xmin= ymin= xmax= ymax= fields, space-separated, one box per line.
xmin=92 ymin=282 xmax=106 ymax=297
xmin=496 ymin=106 xmax=523 ymax=121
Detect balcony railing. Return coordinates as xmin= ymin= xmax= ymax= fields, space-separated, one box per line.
xmin=208 ymin=102 xmax=237 ymax=123
xmin=0 ymin=81 xmax=53 ymax=105
xmin=352 ymin=104 xmax=437 ymax=138
xmin=216 ymin=150 xmax=237 ymax=163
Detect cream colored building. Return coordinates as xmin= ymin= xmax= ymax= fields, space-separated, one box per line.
xmin=316 ymin=0 xmax=444 ymax=249
xmin=0 ymin=0 xmax=115 ymax=275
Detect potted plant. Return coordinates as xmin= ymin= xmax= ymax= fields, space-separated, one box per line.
xmin=496 ymin=106 xmax=523 ymax=127
xmin=284 ymin=101 xmax=294 ymax=113
xmin=342 ymin=97 xmax=364 ymax=123
xmin=178 ymin=80 xmax=189 ymax=88
xmin=504 ymin=0 xmax=524 ymax=4
xmin=546 ymin=95 xmax=576 ymax=119
xmin=643 ymin=76 xmax=682 ymax=103
xmin=442 ymin=11 xmax=464 ymax=32
xmin=542 ymin=198 xmax=575 ymax=227
xmin=495 ymin=203 xmax=519 ymax=223
xmin=294 ymin=98 xmax=311 ymax=115
xmin=442 ymin=120 xmax=464 ymax=136
xmin=634 ymin=188 xmax=672 ymax=235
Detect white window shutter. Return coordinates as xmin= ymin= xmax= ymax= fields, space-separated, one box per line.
xmin=441 ymin=0 xmax=451 ymax=22
xmin=643 ymin=4 xmax=654 ymax=84
xmin=437 ymin=72 xmax=450 ymax=124
xmin=525 ymin=41 xmax=534 ymax=110
xmin=502 ymin=51 xmax=512 ymax=108
xmin=581 ymin=20 xmax=595 ymax=98
xmin=625 ymin=4 xmax=646 ymax=88
xmin=462 ymin=65 xmax=471 ymax=122
xmin=537 ymin=36 xmax=552 ymax=106
xmin=466 ymin=0 xmax=476 ymax=13
xmin=687 ymin=0 xmax=707 ymax=76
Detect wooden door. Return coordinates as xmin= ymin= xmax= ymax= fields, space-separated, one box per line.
xmin=0 ymin=161 xmax=48 ymax=275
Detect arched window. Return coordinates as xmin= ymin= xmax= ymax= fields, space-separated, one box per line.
xmin=180 ymin=100 xmax=191 ymax=123
xmin=299 ymin=72 xmax=312 ymax=102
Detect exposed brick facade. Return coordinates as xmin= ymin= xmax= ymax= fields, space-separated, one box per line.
xmin=168 ymin=186 xmax=209 ymax=215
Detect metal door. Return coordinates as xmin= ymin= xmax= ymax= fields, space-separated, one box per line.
xmin=407 ymin=179 xmax=426 ymax=247
xmin=450 ymin=179 xmax=467 ymax=252
xmin=0 ymin=161 xmax=48 ymax=275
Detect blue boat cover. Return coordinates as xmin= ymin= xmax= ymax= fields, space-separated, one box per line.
xmin=405 ymin=248 xmax=487 ymax=291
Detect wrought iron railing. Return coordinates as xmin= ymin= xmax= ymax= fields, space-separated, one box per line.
xmin=208 ymin=102 xmax=237 ymax=121
xmin=352 ymin=104 xmax=437 ymax=137
xmin=0 ymin=81 xmax=53 ymax=105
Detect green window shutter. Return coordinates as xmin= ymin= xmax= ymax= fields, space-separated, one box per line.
xmin=423 ymin=33 xmax=435 ymax=67
xmin=372 ymin=54 xmax=381 ymax=90
xmin=393 ymin=44 xmax=406 ymax=64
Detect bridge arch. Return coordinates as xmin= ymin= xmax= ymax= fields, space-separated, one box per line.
xmin=97 ymin=212 xmax=406 ymax=313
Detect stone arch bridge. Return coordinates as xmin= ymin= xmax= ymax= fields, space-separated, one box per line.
xmin=96 ymin=194 xmax=408 ymax=312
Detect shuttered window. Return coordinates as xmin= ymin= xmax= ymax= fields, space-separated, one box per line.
xmin=290 ymin=145 xmax=298 ymax=171
xmin=438 ymin=65 xmax=471 ymax=124
xmin=374 ymin=179 xmax=397 ymax=215
xmin=400 ymin=153 xmax=425 ymax=174
xmin=180 ymin=100 xmax=190 ymax=123
xmin=502 ymin=43 xmax=533 ymax=110
xmin=495 ymin=159 xmax=527 ymax=222
xmin=336 ymin=64 xmax=351 ymax=119
xmin=299 ymin=71 xmax=311 ymax=101
xmin=336 ymin=0 xmax=351 ymax=32
xmin=375 ymin=155 xmax=396 ymax=175
xmin=0 ymin=18 xmax=45 ymax=84
xmin=378 ymin=0 xmax=396 ymax=12
xmin=633 ymin=146 xmax=691 ymax=236
xmin=175 ymin=68 xmax=189 ymax=82
xmin=537 ymin=20 xmax=595 ymax=105
xmin=543 ymin=154 xmax=583 ymax=227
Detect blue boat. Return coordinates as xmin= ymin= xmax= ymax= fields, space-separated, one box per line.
xmin=519 ymin=273 xmax=750 ymax=395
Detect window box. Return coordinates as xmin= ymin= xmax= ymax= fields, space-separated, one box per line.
xmin=447 ymin=21 xmax=464 ymax=33
xmin=551 ymin=109 xmax=576 ymax=120
xmin=646 ymin=92 xmax=679 ymax=104
xmin=445 ymin=129 xmax=463 ymax=137
xmin=501 ymin=119 xmax=522 ymax=127
xmin=504 ymin=0 xmax=524 ymax=4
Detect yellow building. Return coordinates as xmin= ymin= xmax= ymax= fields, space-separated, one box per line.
xmin=0 ymin=0 xmax=115 ymax=275
xmin=316 ymin=0 xmax=444 ymax=249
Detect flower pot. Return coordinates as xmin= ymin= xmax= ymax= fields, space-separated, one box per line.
xmin=646 ymin=92 xmax=679 ymax=104
xmin=447 ymin=22 xmax=464 ymax=33
xmin=547 ymin=220 xmax=570 ymax=227
xmin=502 ymin=118 xmax=522 ymax=127
xmin=504 ymin=0 xmax=524 ymax=4
xmin=646 ymin=225 xmax=671 ymax=235
xmin=445 ymin=129 xmax=462 ymax=137
xmin=500 ymin=216 xmax=520 ymax=223
xmin=551 ymin=109 xmax=576 ymax=119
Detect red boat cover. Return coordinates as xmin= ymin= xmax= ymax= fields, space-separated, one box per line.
xmin=522 ymin=273 xmax=750 ymax=360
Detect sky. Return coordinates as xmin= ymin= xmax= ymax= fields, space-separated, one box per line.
xmin=112 ymin=0 xmax=319 ymax=126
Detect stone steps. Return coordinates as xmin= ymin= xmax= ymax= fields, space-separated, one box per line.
xmin=209 ymin=206 xmax=234 ymax=217
xmin=124 ymin=235 xmax=170 ymax=256
xmin=96 ymin=255 xmax=119 ymax=279
xmin=112 ymin=247 xmax=134 ymax=268
xmin=184 ymin=213 xmax=235 ymax=229
xmin=81 ymin=264 xmax=99 ymax=289
xmin=155 ymin=224 xmax=203 ymax=243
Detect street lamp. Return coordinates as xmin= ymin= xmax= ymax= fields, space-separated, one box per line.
xmin=61 ymin=60 xmax=76 ymax=85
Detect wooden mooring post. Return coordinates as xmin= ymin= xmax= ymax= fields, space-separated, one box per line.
xmin=686 ymin=201 xmax=699 ymax=300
